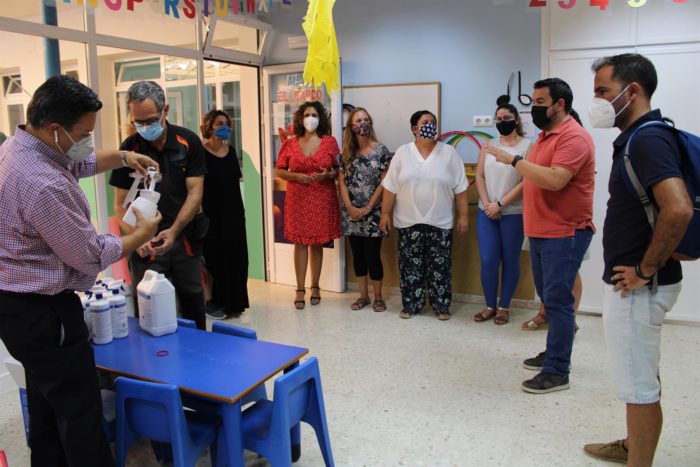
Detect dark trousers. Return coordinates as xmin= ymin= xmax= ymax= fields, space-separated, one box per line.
xmin=530 ymin=229 xmax=592 ymax=375
xmin=396 ymin=224 xmax=453 ymax=314
xmin=0 ymin=291 xmax=114 ymax=467
xmin=129 ymin=233 xmax=206 ymax=330
xmin=347 ymin=235 xmax=384 ymax=281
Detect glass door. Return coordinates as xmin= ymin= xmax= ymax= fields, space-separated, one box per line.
xmin=262 ymin=63 xmax=345 ymax=292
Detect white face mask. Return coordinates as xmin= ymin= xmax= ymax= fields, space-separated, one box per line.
xmin=588 ymin=85 xmax=631 ymax=129
xmin=303 ymin=116 xmax=319 ymax=133
xmin=55 ymin=127 xmax=95 ymax=162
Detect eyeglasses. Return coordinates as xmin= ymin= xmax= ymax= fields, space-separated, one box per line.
xmin=494 ymin=116 xmax=515 ymax=123
xmin=131 ymin=114 xmax=162 ymax=128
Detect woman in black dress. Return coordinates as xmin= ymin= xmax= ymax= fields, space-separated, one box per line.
xmin=200 ymin=110 xmax=249 ymax=319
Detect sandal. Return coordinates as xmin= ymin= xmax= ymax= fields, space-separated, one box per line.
xmin=494 ymin=308 xmax=509 ymax=325
xmin=473 ymin=307 xmax=496 ymax=322
xmin=399 ymin=310 xmax=416 ymax=319
xmin=294 ymin=288 xmax=305 ymax=310
xmin=309 ymin=285 xmax=321 ymax=306
xmin=437 ymin=312 xmax=451 ymax=321
xmin=521 ymin=313 xmax=547 ymax=330
xmin=372 ymin=299 xmax=386 ymax=312
xmin=351 ymin=297 xmax=370 ymax=310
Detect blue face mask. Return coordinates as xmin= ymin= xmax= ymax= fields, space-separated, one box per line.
xmin=214 ymin=124 xmax=232 ymax=140
xmin=136 ymin=121 xmax=164 ymax=142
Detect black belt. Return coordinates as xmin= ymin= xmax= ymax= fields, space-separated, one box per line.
xmin=0 ymin=289 xmax=75 ymax=298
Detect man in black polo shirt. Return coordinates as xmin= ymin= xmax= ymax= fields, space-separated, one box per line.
xmin=583 ymin=54 xmax=693 ymax=466
xmin=110 ymin=80 xmax=208 ymax=329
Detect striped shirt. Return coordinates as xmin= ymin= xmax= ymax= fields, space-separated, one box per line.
xmin=0 ymin=126 xmax=122 ymax=295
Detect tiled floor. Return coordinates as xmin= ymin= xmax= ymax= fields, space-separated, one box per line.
xmin=1 ymin=280 xmax=699 ymax=466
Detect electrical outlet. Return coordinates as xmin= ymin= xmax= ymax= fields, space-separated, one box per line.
xmin=473 ymin=115 xmax=494 ymax=127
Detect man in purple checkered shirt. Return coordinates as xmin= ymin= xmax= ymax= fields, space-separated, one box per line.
xmin=0 ymin=75 xmax=161 ymax=467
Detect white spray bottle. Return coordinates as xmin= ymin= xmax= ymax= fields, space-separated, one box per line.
xmin=122 ymin=167 xmax=162 ymax=227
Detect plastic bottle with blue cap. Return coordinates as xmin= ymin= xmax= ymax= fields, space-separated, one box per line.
xmin=107 ymin=280 xmax=129 ymax=339
xmin=89 ymin=292 xmax=113 ymax=345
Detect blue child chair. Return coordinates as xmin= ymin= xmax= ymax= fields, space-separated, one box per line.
xmin=114 ymin=377 xmax=223 ymax=467
xmin=177 ymin=318 xmax=197 ymax=329
xmin=241 ymin=357 xmax=334 ymax=467
xmin=211 ymin=322 xmax=268 ymax=405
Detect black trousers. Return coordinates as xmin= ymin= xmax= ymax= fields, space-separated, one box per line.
xmin=0 ymin=291 xmax=114 ymax=467
xmin=347 ymin=235 xmax=384 ymax=281
xmin=129 ymin=233 xmax=206 ymax=330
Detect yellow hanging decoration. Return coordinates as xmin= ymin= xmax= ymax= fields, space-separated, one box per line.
xmin=302 ymin=0 xmax=340 ymax=93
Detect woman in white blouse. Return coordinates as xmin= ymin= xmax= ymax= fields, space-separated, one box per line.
xmin=380 ymin=110 xmax=469 ymax=320
xmin=473 ymin=104 xmax=532 ymax=325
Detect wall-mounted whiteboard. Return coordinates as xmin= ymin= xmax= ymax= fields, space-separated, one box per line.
xmin=342 ymin=82 xmax=441 ymax=153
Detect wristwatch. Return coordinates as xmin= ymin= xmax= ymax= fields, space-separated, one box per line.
xmin=120 ymin=150 xmax=129 ymax=167
xmin=511 ymin=155 xmax=523 ymax=167
xmin=635 ymin=264 xmax=654 ymax=281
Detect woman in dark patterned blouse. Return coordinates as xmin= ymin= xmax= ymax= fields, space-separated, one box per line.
xmin=338 ymin=108 xmax=391 ymax=312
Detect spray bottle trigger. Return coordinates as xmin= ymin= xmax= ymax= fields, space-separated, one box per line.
xmin=122 ymin=172 xmax=145 ymax=208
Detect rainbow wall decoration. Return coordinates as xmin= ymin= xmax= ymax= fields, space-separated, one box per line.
xmin=438 ymin=130 xmax=493 ymax=150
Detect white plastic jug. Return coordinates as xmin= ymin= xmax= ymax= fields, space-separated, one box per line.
xmin=108 ymin=287 xmax=129 ymax=339
xmin=137 ymin=270 xmax=177 ymax=337
xmin=89 ymin=299 xmax=113 ymax=345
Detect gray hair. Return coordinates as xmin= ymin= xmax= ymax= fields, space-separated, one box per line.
xmin=127 ymin=80 xmax=165 ymax=112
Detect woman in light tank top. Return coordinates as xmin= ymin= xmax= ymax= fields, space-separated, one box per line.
xmin=473 ymin=104 xmax=531 ymax=325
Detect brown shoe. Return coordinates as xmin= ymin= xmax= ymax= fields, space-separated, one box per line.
xmin=521 ymin=313 xmax=547 ymax=330
xmin=474 ymin=307 xmax=496 ymax=322
xmin=583 ymin=439 xmax=628 ymax=464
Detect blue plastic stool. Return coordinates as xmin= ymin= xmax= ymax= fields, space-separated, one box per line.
xmin=241 ymin=357 xmax=334 ymax=467
xmin=211 ymin=322 xmax=268 ymax=405
xmin=176 ymin=318 xmax=197 ymax=329
xmin=114 ymin=377 xmax=223 ymax=467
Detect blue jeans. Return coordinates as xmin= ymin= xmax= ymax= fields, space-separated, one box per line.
xmin=477 ymin=210 xmax=524 ymax=309
xmin=530 ymin=229 xmax=592 ymax=375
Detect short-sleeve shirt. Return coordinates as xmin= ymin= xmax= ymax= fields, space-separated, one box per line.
xmin=339 ymin=143 xmax=391 ymax=237
xmin=109 ymin=122 xmax=207 ymax=231
xmin=522 ymin=116 xmax=595 ymax=238
xmin=603 ymin=109 xmax=683 ymax=286
xmin=382 ymin=141 xmax=468 ymax=230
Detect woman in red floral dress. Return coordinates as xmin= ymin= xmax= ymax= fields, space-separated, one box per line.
xmin=275 ymin=101 xmax=341 ymax=309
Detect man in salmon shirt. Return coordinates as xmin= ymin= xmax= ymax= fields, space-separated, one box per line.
xmin=486 ymin=78 xmax=595 ymax=394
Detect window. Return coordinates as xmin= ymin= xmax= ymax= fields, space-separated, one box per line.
xmin=7 ymin=104 xmax=24 ymax=135
xmin=2 ymin=74 xmax=22 ymax=97
xmin=115 ymin=58 xmax=160 ymax=84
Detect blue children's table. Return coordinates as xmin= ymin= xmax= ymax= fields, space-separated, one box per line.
xmin=92 ymin=317 xmax=308 ymax=466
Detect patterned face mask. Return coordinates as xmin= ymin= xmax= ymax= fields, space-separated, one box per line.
xmin=352 ymin=120 xmax=371 ymax=136
xmin=417 ymin=122 xmax=437 ymax=140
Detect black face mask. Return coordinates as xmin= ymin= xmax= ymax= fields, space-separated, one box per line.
xmin=531 ymin=104 xmax=554 ymax=130
xmin=496 ymin=120 xmax=517 ymax=136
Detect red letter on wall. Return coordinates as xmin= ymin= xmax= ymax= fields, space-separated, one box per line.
xmin=105 ymin=0 xmax=122 ymax=11
xmin=183 ymin=0 xmax=195 ymax=18
xmin=246 ymin=0 xmax=256 ymax=13
xmin=127 ymin=0 xmax=143 ymax=11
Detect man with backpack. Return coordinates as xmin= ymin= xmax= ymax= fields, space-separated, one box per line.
xmin=584 ymin=53 xmax=693 ymax=466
